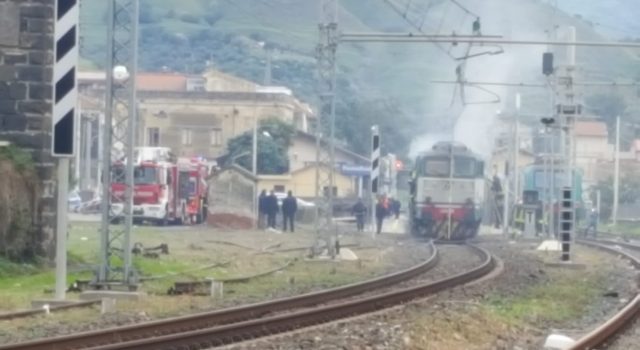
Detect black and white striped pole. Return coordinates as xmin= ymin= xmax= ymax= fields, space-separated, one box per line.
xmin=560 ymin=187 xmax=573 ymax=261
xmin=371 ymin=125 xmax=380 ymax=235
xmin=52 ymin=0 xmax=79 ymax=300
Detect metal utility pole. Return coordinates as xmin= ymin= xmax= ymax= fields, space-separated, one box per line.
xmin=502 ymin=158 xmax=510 ymax=236
xmin=314 ymin=0 xmax=339 ymax=257
xmin=613 ymin=115 xmax=621 ymax=226
xmin=252 ymin=100 xmax=259 ymax=229
xmin=97 ymin=0 xmax=139 ymax=288
xmin=554 ymin=26 xmax=579 ymax=261
xmin=513 ymin=93 xmax=521 ymax=204
xmin=264 ymin=47 xmax=272 ymax=86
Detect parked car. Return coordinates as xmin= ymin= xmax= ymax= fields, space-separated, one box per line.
xmin=68 ymin=191 xmax=82 ymax=212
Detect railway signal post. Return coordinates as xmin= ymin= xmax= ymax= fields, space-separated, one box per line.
xmin=52 ymin=0 xmax=80 ymax=300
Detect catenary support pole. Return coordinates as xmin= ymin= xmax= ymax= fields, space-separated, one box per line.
xmin=613 ymin=115 xmax=621 ymax=226
xmin=252 ymin=107 xmax=258 ymax=229
xmin=514 ymin=93 xmax=521 ymax=204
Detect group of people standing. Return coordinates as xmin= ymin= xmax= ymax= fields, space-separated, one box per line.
xmin=352 ymin=196 xmax=402 ymax=234
xmin=258 ymin=190 xmax=298 ymax=232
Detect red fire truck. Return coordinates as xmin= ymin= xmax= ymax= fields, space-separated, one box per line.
xmin=110 ymin=147 xmax=211 ymax=226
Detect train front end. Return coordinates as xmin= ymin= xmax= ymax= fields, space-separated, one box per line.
xmin=409 ymin=142 xmax=485 ymax=240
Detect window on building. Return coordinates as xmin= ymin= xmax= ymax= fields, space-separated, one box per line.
xmin=274 ymin=185 xmax=285 ymax=193
xmin=147 ymin=127 xmax=160 ymax=146
xmin=210 ymin=129 xmax=222 ymax=146
xmin=181 ymin=129 xmax=193 ymax=146
xmin=323 ymin=186 xmax=338 ymax=197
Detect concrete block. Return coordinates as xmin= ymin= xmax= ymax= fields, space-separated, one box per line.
xmin=0 ymin=3 xmax=20 ymax=46
xmin=26 ymin=18 xmax=53 ymax=34
xmin=9 ymin=82 xmax=27 ymax=99
xmin=4 ymin=53 xmax=28 ymax=65
xmin=206 ymin=278 xmax=224 ymax=299
xmin=544 ymin=334 xmax=575 ymax=350
xmin=28 ymin=51 xmax=52 ymax=65
xmin=101 ymin=298 xmax=117 ymax=314
xmin=537 ymin=240 xmax=562 ymax=251
xmin=29 ymin=83 xmax=52 ymax=99
xmin=19 ymin=33 xmax=53 ymax=50
xmin=18 ymin=100 xmax=50 ymax=114
xmin=0 ymin=66 xmax=17 ymax=81
xmin=0 ymin=100 xmax=16 ymax=114
xmin=20 ymin=5 xmax=54 ymax=19
xmin=79 ymin=291 xmax=146 ymax=302
xmin=338 ymin=248 xmax=358 ymax=261
xmin=0 ymin=115 xmax=27 ymax=131
xmin=18 ymin=66 xmax=51 ymax=83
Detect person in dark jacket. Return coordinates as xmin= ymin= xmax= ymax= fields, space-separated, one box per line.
xmin=266 ymin=190 xmax=279 ymax=229
xmin=351 ymin=198 xmax=367 ymax=232
xmin=375 ymin=197 xmax=386 ymax=235
xmin=391 ymin=199 xmax=401 ymax=219
xmin=282 ymin=191 xmax=298 ymax=232
xmin=258 ymin=190 xmax=267 ymax=229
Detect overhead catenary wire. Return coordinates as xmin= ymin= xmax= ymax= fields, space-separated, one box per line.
xmin=381 ymin=0 xmax=456 ymax=60
xmin=447 ymin=0 xmax=479 ymax=18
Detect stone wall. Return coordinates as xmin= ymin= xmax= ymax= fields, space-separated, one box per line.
xmin=0 ymin=0 xmax=56 ymax=258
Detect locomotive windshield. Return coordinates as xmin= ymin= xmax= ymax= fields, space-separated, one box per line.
xmin=422 ymin=156 xmax=481 ymax=178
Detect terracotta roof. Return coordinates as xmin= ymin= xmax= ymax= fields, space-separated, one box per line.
xmin=78 ymin=71 xmax=189 ymax=91
xmin=574 ymin=121 xmax=608 ymax=137
xmin=137 ymin=73 xmax=188 ymax=91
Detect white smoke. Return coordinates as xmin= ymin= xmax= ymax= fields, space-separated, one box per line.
xmin=408 ymin=0 xmax=554 ymax=158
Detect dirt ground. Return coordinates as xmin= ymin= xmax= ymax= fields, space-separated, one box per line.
xmin=225 ymin=236 xmax=639 ymax=350
xmin=0 ymin=219 xmax=430 ymax=344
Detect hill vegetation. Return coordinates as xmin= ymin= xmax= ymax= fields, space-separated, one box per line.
xmin=79 ymin=0 xmax=640 ymax=157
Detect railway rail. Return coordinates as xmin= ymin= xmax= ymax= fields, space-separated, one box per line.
xmin=0 ymin=240 xmax=438 ymax=350
xmin=1 ymin=242 xmax=495 ymax=350
xmin=89 ymin=243 xmax=494 ymax=350
xmin=570 ymin=238 xmax=640 ymax=350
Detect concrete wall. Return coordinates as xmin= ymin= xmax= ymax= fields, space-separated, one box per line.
xmin=288 ymin=133 xmax=368 ymax=172
xmin=575 ymin=135 xmax=612 ymax=186
xmin=0 ymin=0 xmax=55 ymax=257
xmin=290 ymin=166 xmax=355 ymax=198
xmin=203 ymin=69 xmax=257 ymax=92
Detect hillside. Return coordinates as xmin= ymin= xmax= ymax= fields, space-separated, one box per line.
xmin=78 ymin=0 xmax=640 ymax=156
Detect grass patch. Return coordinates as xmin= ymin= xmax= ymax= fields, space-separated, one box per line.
xmin=0 ymin=257 xmax=41 ymax=279
xmin=0 ymin=145 xmax=35 ymax=173
xmin=485 ymin=276 xmax=600 ymax=324
xmin=602 ymin=222 xmax=640 ymax=237
xmin=484 ymin=249 xmax=612 ymax=326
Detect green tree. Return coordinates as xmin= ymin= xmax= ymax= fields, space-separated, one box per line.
xmin=590 ymin=168 xmax=640 ymax=221
xmin=226 ymin=118 xmax=294 ymax=175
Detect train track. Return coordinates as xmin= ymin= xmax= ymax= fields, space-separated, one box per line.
xmin=569 ymin=238 xmax=640 ymax=350
xmin=1 ymin=241 xmax=495 ymax=350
